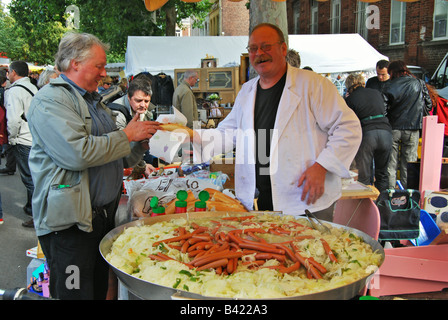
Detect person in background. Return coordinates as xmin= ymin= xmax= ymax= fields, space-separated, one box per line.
xmin=195 ymin=23 xmax=361 ymax=220
xmin=0 ymin=69 xmax=8 ymax=166
xmin=4 ymin=61 xmax=38 ymax=227
xmin=366 ymin=59 xmax=390 ymax=93
xmin=172 ymin=69 xmax=199 ymax=129
xmin=37 ymin=67 xmax=60 ymax=89
xmin=383 ymin=60 xmax=432 ymax=189
xmin=286 ymin=49 xmax=301 ymax=68
xmin=111 ymin=77 xmax=155 ymax=129
xmin=109 ymin=77 xmax=156 ymax=175
xmin=27 ymin=32 xmax=160 ymax=300
xmin=97 ymin=75 xmax=112 ymax=93
xmin=344 ymin=73 xmax=392 ymax=192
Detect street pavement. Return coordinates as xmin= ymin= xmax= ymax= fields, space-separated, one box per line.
xmin=0 ymin=163 xmax=38 ymax=292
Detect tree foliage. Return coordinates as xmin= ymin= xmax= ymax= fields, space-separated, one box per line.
xmin=0 ymin=0 xmax=212 ymax=65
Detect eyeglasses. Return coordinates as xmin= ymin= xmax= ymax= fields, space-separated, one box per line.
xmin=104 ymin=83 xmax=111 ymax=85
xmin=246 ymin=41 xmax=282 ymax=54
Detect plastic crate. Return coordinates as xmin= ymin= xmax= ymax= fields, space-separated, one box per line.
xmin=410 ymin=210 xmax=441 ymax=246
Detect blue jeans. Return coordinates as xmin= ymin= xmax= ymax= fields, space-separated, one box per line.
xmin=13 ymin=144 xmax=34 ymax=215
xmin=0 ymin=193 xmax=3 ymax=219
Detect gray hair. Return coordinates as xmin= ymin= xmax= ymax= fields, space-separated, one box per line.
xmin=183 ymin=70 xmax=198 ymax=80
xmin=37 ymin=69 xmax=58 ymax=88
xmin=286 ymin=49 xmax=301 ymax=68
xmin=55 ymin=32 xmax=109 ymax=72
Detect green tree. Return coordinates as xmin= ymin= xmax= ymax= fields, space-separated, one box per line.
xmin=1 ymin=0 xmax=212 ymax=64
xmin=3 ymin=0 xmax=70 ymax=64
xmin=75 ymin=0 xmax=212 ymax=59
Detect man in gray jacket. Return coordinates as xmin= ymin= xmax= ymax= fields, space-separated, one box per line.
xmin=27 ymin=32 xmax=160 ymax=300
xmin=172 ymin=69 xmax=199 ymax=128
xmin=4 ymin=61 xmax=38 ymax=227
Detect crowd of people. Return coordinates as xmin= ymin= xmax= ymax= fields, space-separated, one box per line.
xmin=344 ymin=59 xmax=434 ymax=193
xmin=0 ymin=23 xmax=443 ymax=300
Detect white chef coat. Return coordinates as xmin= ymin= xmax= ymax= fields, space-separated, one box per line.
xmin=196 ymin=65 xmax=362 ymax=215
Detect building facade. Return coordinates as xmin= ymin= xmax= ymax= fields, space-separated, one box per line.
xmin=191 ymin=0 xmax=249 ymax=36
xmin=286 ymin=0 xmax=448 ymax=74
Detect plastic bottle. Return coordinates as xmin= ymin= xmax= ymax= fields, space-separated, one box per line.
xmin=150 ymin=197 xmax=166 ymax=217
xmin=195 ymin=190 xmax=210 ymax=212
xmin=175 ymin=190 xmax=188 ymax=214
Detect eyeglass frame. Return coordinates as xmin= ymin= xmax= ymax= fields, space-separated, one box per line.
xmin=246 ymin=41 xmax=283 ymax=54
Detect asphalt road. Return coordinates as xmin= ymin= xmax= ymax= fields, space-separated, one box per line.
xmin=0 ymin=162 xmax=38 ymax=292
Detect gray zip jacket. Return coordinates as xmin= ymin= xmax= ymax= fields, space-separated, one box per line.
xmin=27 ymin=77 xmax=144 ymax=236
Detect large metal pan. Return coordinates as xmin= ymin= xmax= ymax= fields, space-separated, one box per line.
xmin=100 ymin=211 xmax=384 ymax=300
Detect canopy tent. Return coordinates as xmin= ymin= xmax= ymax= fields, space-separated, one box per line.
xmin=288 ymin=33 xmax=388 ymax=74
xmin=125 ymin=36 xmax=248 ymax=77
xmin=125 ymin=33 xmax=387 ymax=78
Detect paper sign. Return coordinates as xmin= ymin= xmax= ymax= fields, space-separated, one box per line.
xmin=156 ymin=106 xmax=188 ymax=125
xmin=149 ymin=130 xmax=188 ymax=163
xmin=150 ymin=107 xmax=190 ymax=163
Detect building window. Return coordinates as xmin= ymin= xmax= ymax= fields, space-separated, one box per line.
xmin=330 ymin=0 xmax=341 ymax=34
xmin=310 ymin=0 xmax=318 ymax=34
xmin=434 ymin=0 xmax=448 ymax=39
xmin=293 ymin=0 xmax=300 ymax=34
xmin=355 ymin=1 xmax=368 ymax=39
xmin=390 ymin=0 xmax=406 ymax=44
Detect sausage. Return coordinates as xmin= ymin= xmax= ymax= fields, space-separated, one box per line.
xmin=278 ymin=261 xmax=301 ymax=273
xmin=238 ymin=242 xmax=285 ymax=255
xmin=193 ymin=251 xmax=243 ymax=267
xmin=321 ymin=238 xmax=338 ymax=263
xmin=197 ymin=258 xmax=229 ymax=271
xmin=153 ymin=233 xmax=192 ymax=246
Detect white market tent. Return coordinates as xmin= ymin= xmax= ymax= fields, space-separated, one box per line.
xmin=125 ymin=33 xmax=387 ymax=78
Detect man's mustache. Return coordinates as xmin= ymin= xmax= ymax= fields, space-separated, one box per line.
xmin=253 ymin=56 xmax=272 ymax=65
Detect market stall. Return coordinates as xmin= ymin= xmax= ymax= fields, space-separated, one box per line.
xmin=125 ymin=33 xmax=387 ymax=82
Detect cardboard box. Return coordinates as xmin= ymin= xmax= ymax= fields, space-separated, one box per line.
xmin=26 ymin=241 xmax=45 ymax=259
xmin=210 ymin=158 xmax=235 ymax=189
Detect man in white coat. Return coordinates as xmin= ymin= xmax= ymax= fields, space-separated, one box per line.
xmin=195 ymin=23 xmax=362 ymax=220
xmin=4 ymin=61 xmax=38 ymax=227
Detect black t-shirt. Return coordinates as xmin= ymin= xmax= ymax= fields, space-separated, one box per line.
xmin=365 ymin=76 xmax=390 ymax=93
xmin=254 ymin=72 xmax=287 ymax=210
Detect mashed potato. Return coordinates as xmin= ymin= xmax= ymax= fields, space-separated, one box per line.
xmin=106 ymin=213 xmax=382 ymax=299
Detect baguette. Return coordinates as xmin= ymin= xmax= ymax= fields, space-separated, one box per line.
xmin=164 ymin=189 xmax=248 ymax=214
xmin=159 ymin=123 xmax=194 ymax=138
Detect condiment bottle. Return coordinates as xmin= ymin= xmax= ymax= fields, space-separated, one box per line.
xmin=150 ymin=197 xmax=166 ymax=217
xmin=195 ymin=190 xmax=210 ymax=212
xmin=175 ymin=190 xmax=188 ymax=214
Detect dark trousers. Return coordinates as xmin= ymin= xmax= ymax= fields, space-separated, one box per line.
xmin=38 ymin=194 xmax=120 ymax=300
xmin=355 ymin=129 xmax=392 ymax=193
xmin=13 ymin=144 xmax=34 ymax=214
xmin=2 ymin=143 xmax=16 ymax=171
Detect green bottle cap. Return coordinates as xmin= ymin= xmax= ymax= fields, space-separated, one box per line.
xmin=152 ymin=206 xmax=165 ymax=214
xmin=175 ymin=200 xmax=187 ymax=208
xmin=150 ymin=197 xmax=159 ymax=208
xmin=150 ymin=197 xmax=165 ymax=214
xmin=195 ymin=190 xmax=210 ymax=209
xmin=177 ymin=190 xmax=188 ymax=201
xmin=175 ymin=190 xmax=188 ymax=208
xmin=198 ymin=190 xmax=210 ymax=201
xmin=195 ymin=201 xmax=207 ymax=209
